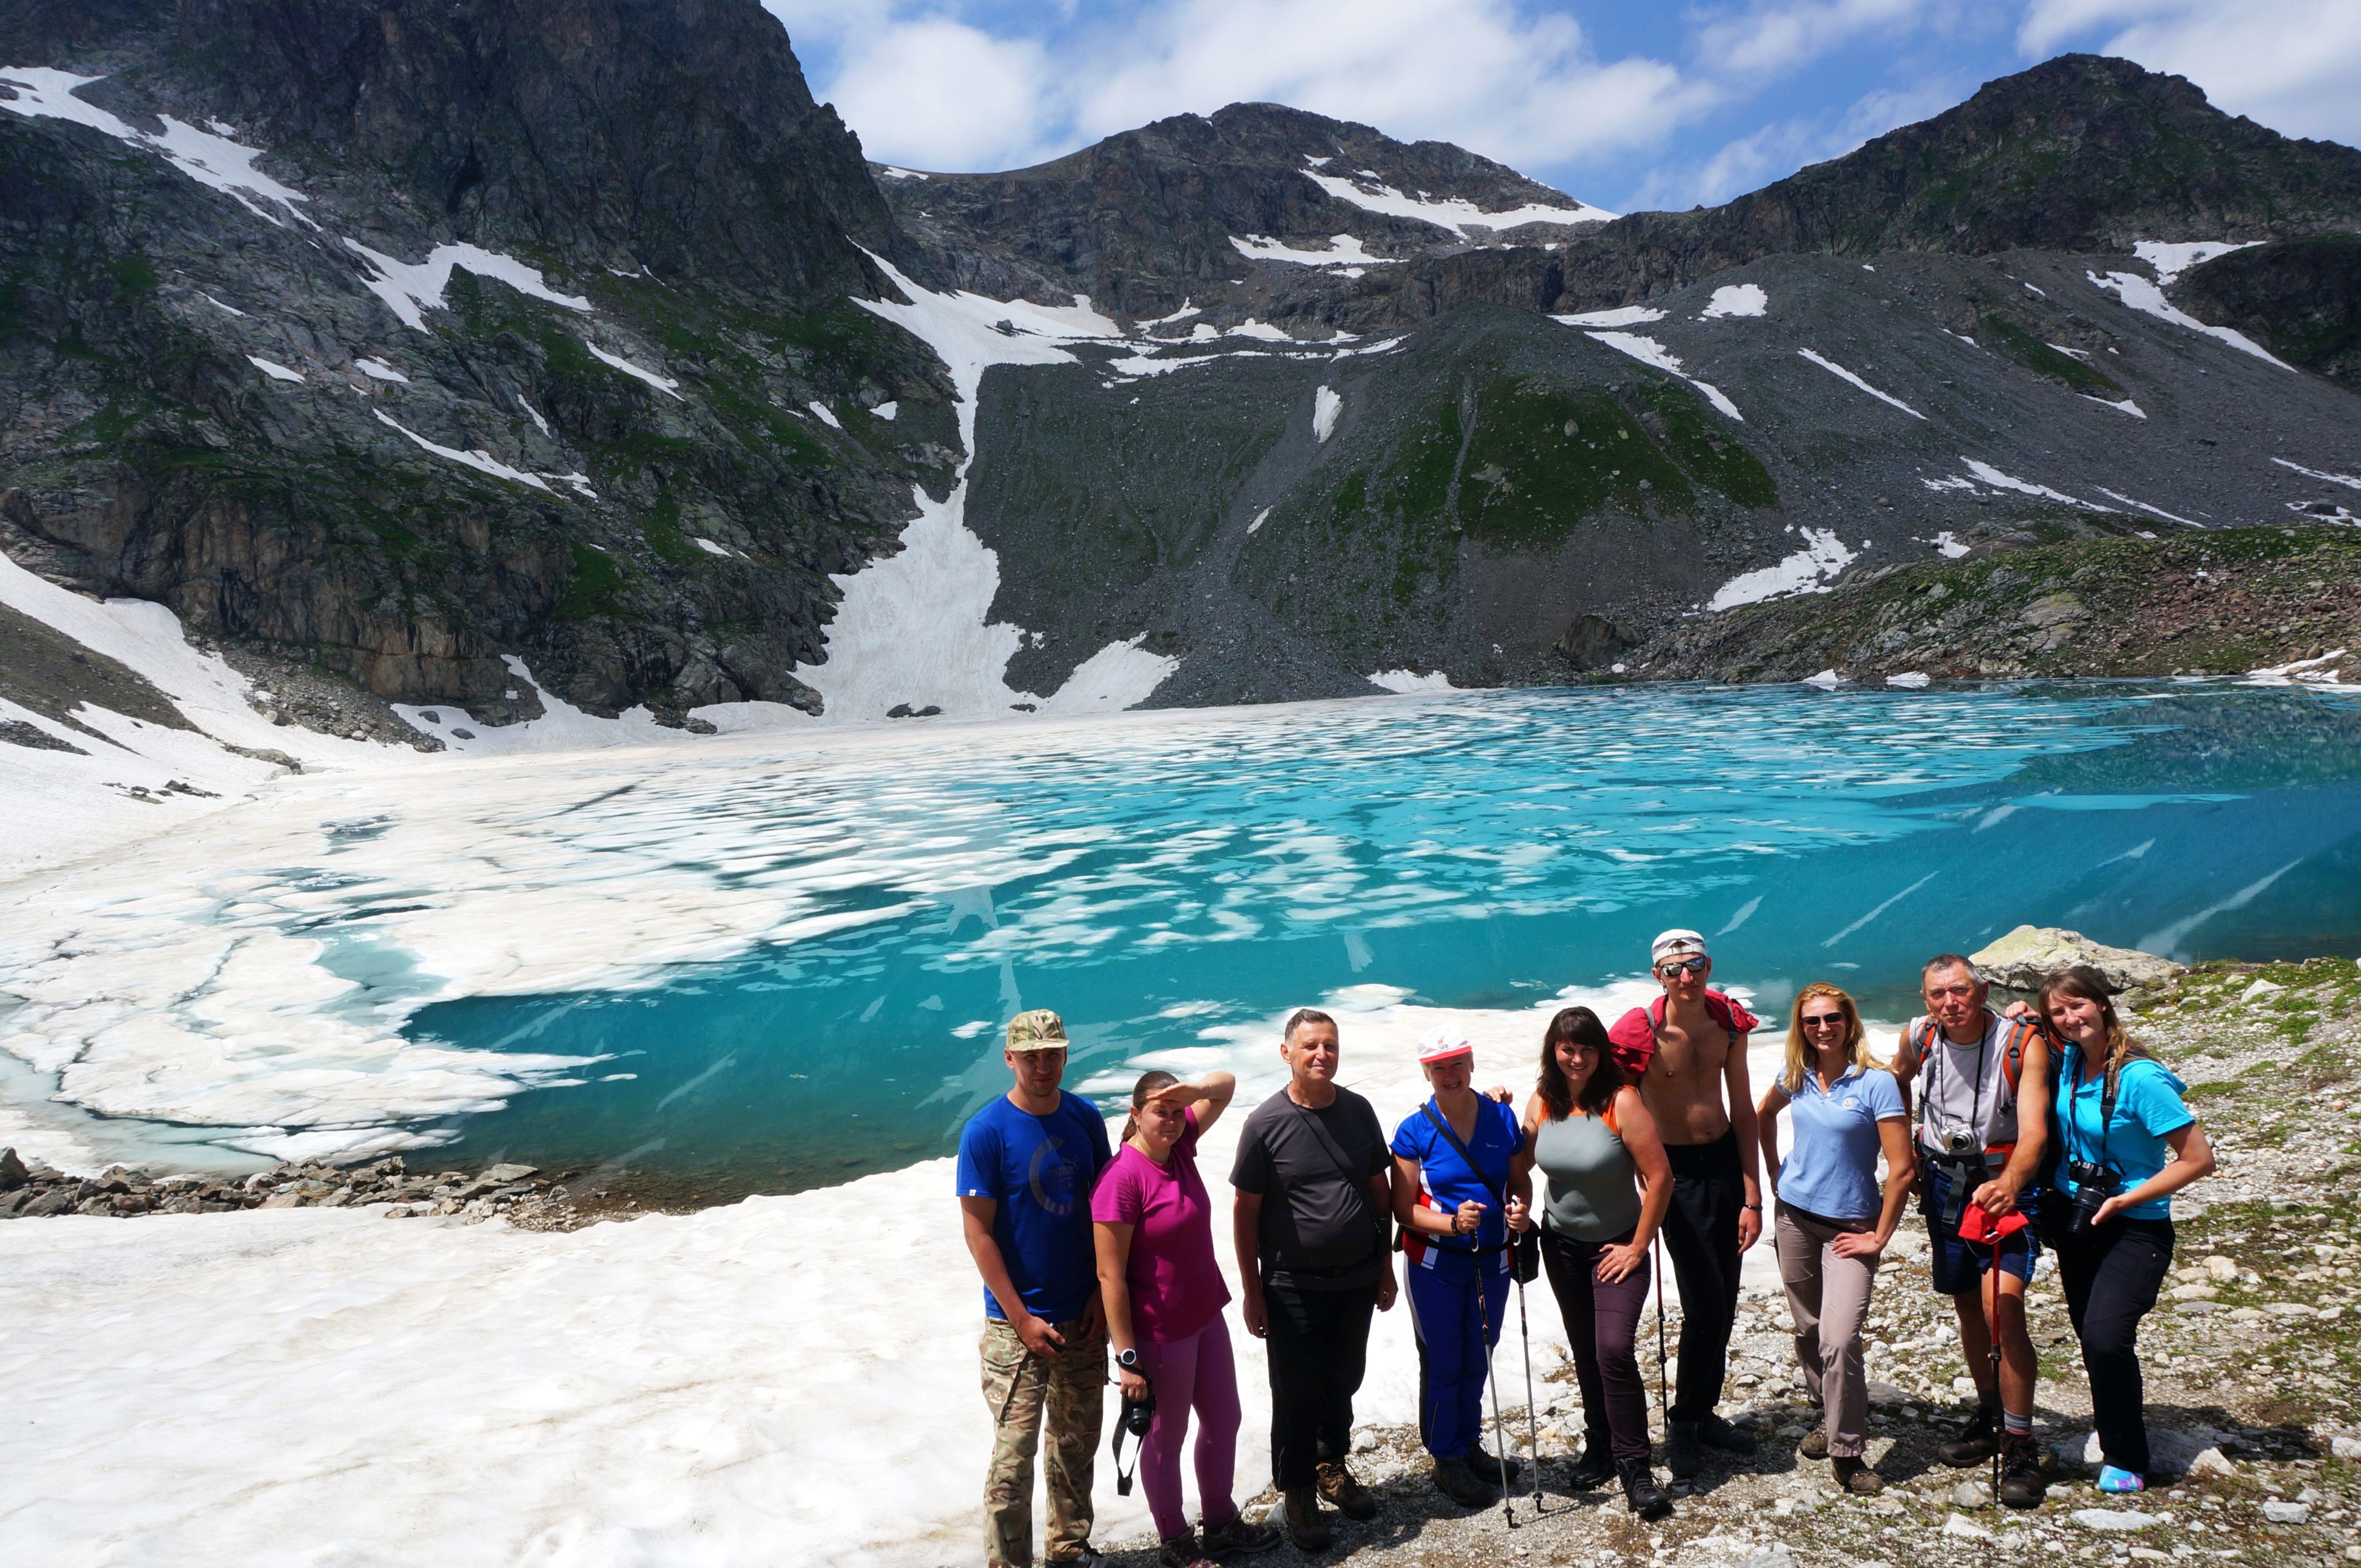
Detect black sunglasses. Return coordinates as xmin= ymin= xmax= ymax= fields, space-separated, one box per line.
xmin=1655 ymin=956 xmax=1708 ymax=975
xmin=1800 ymin=1012 xmax=1848 ymax=1028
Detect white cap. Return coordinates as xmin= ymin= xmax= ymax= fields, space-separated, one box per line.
xmin=1416 ymin=1026 xmax=1474 ymax=1065
xmin=1651 ymin=929 xmax=1709 ymax=965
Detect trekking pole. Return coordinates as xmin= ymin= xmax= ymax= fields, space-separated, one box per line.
xmin=1476 ymin=1264 xmax=1517 ymax=1528
xmin=1514 ymin=1264 xmax=1544 ymax=1512
xmin=1988 ymin=1233 xmax=2004 ymax=1512
xmin=1651 ymin=1234 xmax=1671 ymax=1424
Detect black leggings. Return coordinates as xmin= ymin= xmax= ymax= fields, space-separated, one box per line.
xmin=1538 ymin=1225 xmax=1655 ymax=1462
xmin=2054 ymin=1216 xmax=2173 ymax=1475
xmin=1660 ymin=1130 xmax=1744 ymax=1421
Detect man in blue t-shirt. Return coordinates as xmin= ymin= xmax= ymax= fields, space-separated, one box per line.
xmin=957 ymin=1009 xmax=1113 ymax=1568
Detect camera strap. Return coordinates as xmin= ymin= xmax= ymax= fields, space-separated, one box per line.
xmin=2068 ymin=1044 xmax=2122 ymax=1177
xmin=1111 ymin=1381 xmax=1155 ymax=1495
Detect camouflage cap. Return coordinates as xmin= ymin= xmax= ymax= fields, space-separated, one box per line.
xmin=1005 ymin=1009 xmax=1070 ymax=1052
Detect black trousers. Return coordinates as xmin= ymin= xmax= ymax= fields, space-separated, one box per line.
xmin=2054 ymin=1215 xmax=2174 ymax=1475
xmin=1539 ymin=1225 xmax=1655 ymax=1462
xmin=1660 ymin=1130 xmax=1744 ymax=1422
xmin=1262 ymin=1279 xmax=1378 ymax=1491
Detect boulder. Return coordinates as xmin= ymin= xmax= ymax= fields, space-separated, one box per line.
xmin=0 ymin=1147 xmax=27 ymax=1191
xmin=2073 ymin=1508 xmax=2162 ymax=1531
xmin=2262 ymin=1500 xmax=2311 ymax=1525
xmin=1969 ymin=925 xmax=2185 ymax=999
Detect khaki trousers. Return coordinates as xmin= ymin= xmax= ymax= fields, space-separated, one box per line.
xmin=980 ymin=1315 xmax=1107 ymax=1567
xmin=1775 ymin=1202 xmax=1880 ymax=1458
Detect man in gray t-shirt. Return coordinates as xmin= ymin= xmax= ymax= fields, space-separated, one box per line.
xmin=1230 ymin=1009 xmax=1397 ymax=1550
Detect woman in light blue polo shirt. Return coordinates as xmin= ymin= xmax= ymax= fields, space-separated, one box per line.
xmin=1758 ymin=982 xmax=1915 ymax=1495
xmin=2038 ymin=964 xmax=2215 ymax=1495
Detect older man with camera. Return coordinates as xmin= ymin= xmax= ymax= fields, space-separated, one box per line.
xmin=1892 ymin=955 xmax=2052 ymax=1508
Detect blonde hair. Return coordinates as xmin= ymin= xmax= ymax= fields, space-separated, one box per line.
xmin=1782 ymin=983 xmax=1880 ymax=1092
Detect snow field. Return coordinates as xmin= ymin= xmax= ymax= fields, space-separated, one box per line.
xmin=1366 ymin=670 xmax=1457 ymax=693
xmin=1699 ymin=284 xmax=1768 ymax=320
xmin=1706 ymin=528 xmax=1858 ymax=612
xmin=1795 ymin=347 xmax=1923 ymax=419
xmin=1230 ymin=233 xmax=1396 ymax=267
xmin=0 ymin=66 xmax=311 ymax=227
xmin=1302 ymin=164 xmax=1614 ymax=235
xmin=1581 ymin=332 xmax=1744 ymax=421
xmin=2087 ymin=269 xmax=2290 ymax=369
xmin=0 ymin=981 xmax=1795 ymax=1568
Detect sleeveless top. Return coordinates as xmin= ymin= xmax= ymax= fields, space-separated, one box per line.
xmin=1533 ymin=1106 xmax=1641 ymax=1242
xmin=1912 ymin=1011 xmax=2022 ymax=1166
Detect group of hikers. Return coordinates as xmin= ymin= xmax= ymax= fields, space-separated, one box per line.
xmin=955 ymin=929 xmax=2216 ymax=1568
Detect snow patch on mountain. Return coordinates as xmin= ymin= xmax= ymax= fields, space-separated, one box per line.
xmin=1551 ymin=304 xmax=1665 ymax=327
xmin=246 ymin=355 xmax=304 ymax=384
xmin=1313 ymin=386 xmax=1342 ymax=443
xmin=1797 ymin=348 xmax=1923 ymax=419
xmin=2134 ymin=239 xmax=2263 ymax=286
xmin=2272 ymin=457 xmax=2361 ymax=491
xmin=582 ymin=340 xmax=684 ymax=400
xmin=1369 ymin=669 xmax=1458 ymax=693
xmin=0 ymin=67 xmax=313 ymax=227
xmin=1582 ymin=332 xmax=1744 ymax=421
xmin=1302 ymin=164 xmax=1613 ymax=236
xmin=374 ymin=412 xmax=553 ymax=492
xmin=355 ymin=357 xmax=409 ymax=384
xmin=1230 ymin=233 xmax=1396 ymax=267
xmin=343 ymin=240 xmax=592 ymax=333
xmin=1960 ymin=458 xmax=2110 ymax=510
xmin=1701 ymin=284 xmax=1768 ymax=319
xmin=1706 ymin=527 xmax=1857 ymax=611
xmin=2088 ymin=270 xmax=2291 ymax=369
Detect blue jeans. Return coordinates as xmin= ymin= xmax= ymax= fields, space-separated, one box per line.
xmin=1406 ymin=1264 xmax=1511 ymax=1459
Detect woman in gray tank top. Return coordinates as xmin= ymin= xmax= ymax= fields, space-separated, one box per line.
xmin=1507 ymin=1006 xmax=1674 ymax=1520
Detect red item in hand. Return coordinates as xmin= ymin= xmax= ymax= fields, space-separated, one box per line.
xmin=1956 ymin=1203 xmax=2030 ymax=1243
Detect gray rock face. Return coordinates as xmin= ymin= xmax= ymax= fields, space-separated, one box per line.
xmin=0 ymin=1146 xmax=28 ymax=1189
xmin=1971 ymin=924 xmax=2185 ymax=997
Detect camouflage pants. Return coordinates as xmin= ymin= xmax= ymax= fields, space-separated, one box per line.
xmin=980 ymin=1315 xmax=1107 ymax=1568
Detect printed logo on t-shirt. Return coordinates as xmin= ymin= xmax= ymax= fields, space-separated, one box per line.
xmin=1028 ymin=1132 xmax=1079 ymax=1216
xmin=1841 ymin=1095 xmax=1859 ymax=1111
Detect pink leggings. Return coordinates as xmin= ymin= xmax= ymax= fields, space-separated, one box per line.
xmin=1136 ymin=1315 xmax=1242 ymax=1541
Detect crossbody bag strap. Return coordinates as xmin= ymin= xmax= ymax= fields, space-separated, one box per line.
xmin=1289 ymin=1100 xmax=1386 ymax=1248
xmin=1418 ymin=1101 xmax=1507 ymax=1258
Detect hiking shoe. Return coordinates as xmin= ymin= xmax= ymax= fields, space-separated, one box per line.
xmin=1200 ymin=1513 xmax=1283 ymax=1556
xmin=1566 ymin=1440 xmax=1616 ymax=1490
xmin=1157 ymin=1532 xmax=1217 ymax=1568
xmin=1281 ymin=1487 xmax=1331 ymax=1553
xmin=2096 ymin=1465 xmax=2146 ymax=1494
xmin=1699 ymin=1413 xmax=1757 ymax=1455
xmin=1998 ymin=1432 xmax=2047 ymax=1508
xmin=1315 ymin=1460 xmax=1378 ymax=1521
xmin=1664 ymin=1419 xmax=1703 ymax=1478
xmin=1832 ymin=1456 xmax=1884 ymax=1495
xmin=1798 ymin=1423 xmax=1830 ymax=1462
xmin=1469 ymin=1447 xmax=1523 ymax=1487
xmin=1431 ymin=1454 xmax=1498 ymax=1508
xmin=1937 ymin=1408 xmax=1998 ymax=1468
xmin=1618 ymin=1457 xmax=1674 ymax=1522
xmin=1047 ymin=1550 xmax=1110 ymax=1568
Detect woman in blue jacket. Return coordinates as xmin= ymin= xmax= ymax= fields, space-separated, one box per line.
xmin=1392 ymin=1026 xmax=1524 ymax=1508
xmin=2038 ymin=965 xmax=2216 ymax=1494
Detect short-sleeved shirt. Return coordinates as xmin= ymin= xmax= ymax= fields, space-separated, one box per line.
xmin=2055 ymin=1046 xmax=2195 ymax=1222
xmin=956 ymin=1090 xmax=1113 ymax=1322
xmin=1230 ymin=1087 xmax=1389 ymax=1291
xmin=1091 ymin=1107 xmax=1230 ymax=1343
xmin=1778 ymin=1065 xmax=1906 ymax=1223
xmin=1391 ymin=1095 xmax=1522 ymax=1283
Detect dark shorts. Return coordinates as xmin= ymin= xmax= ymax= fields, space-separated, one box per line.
xmin=1921 ymin=1160 xmax=2039 ymax=1296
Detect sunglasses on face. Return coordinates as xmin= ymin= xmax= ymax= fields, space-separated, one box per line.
xmin=1801 ymin=1012 xmax=1847 ymax=1029
xmin=1656 ymin=956 xmax=1708 ymax=976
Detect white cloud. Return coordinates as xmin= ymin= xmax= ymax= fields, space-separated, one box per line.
xmin=816 ymin=15 xmax=1059 ymax=171
xmin=2018 ymin=0 xmax=2361 ymax=145
xmin=1696 ymin=0 xmax=1938 ymax=77
xmin=1628 ymin=74 xmax=1964 ymax=209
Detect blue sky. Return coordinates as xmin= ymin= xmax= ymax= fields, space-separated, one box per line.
xmin=761 ymin=0 xmax=2361 ymax=214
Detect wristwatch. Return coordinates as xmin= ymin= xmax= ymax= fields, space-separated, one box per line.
xmin=1115 ymin=1347 xmax=1141 ymax=1370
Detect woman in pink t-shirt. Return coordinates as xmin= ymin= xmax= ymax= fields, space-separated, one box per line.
xmin=1093 ymin=1069 xmax=1278 ymax=1568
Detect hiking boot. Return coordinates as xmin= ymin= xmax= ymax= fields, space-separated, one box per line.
xmin=1431 ymin=1454 xmax=1498 ymax=1508
xmin=1998 ymin=1432 xmax=2047 ymax=1508
xmin=1699 ymin=1412 xmax=1757 ymax=1455
xmin=1047 ymin=1550 xmax=1110 ymax=1568
xmin=1665 ymin=1419 xmax=1703 ymax=1477
xmin=1937 ymin=1406 xmax=1998 ymax=1468
xmin=1200 ymin=1513 xmax=1283 ymax=1556
xmin=1281 ymin=1487 xmax=1332 ymax=1553
xmin=1469 ymin=1447 xmax=1523 ymax=1487
xmin=1315 ymin=1460 xmax=1378 ymax=1521
xmin=1618 ymin=1457 xmax=1674 ymax=1522
xmin=1798 ymin=1423 xmax=1830 ymax=1462
xmin=1832 ymin=1456 xmax=1884 ymax=1495
xmin=1157 ymin=1532 xmax=1217 ymax=1568
xmin=1566 ymin=1440 xmax=1616 ymax=1490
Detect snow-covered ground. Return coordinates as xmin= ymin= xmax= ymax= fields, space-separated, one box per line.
xmin=0 ymin=981 xmax=1793 ymax=1568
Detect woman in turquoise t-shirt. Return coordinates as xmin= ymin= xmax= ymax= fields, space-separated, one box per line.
xmin=2038 ymin=965 xmax=2216 ymax=1495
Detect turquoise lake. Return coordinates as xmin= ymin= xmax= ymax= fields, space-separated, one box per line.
xmin=406 ymin=681 xmax=2361 ymax=1197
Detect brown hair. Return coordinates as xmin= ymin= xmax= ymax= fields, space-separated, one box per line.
xmin=1283 ymin=1007 xmax=1337 ymax=1042
xmin=1781 ymin=983 xmax=1881 ymax=1093
xmin=1537 ymin=1007 xmax=1623 ymax=1120
xmin=1121 ymin=1070 xmax=1180 ymax=1144
xmin=2035 ymin=965 xmax=2150 ymax=1098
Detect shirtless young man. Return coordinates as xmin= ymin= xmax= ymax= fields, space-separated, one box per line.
xmin=1606 ymin=929 xmax=1765 ymax=1478
xmin=1892 ymin=954 xmax=2051 ymax=1508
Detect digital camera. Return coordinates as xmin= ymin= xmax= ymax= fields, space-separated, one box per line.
xmin=2065 ymin=1159 xmax=2117 ymax=1234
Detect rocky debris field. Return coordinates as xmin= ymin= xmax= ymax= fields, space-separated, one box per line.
xmin=1098 ymin=955 xmax=2361 ymax=1567
xmin=0 ymin=1152 xmax=616 ymax=1230
xmin=1626 ymin=525 xmax=2361 ymax=686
